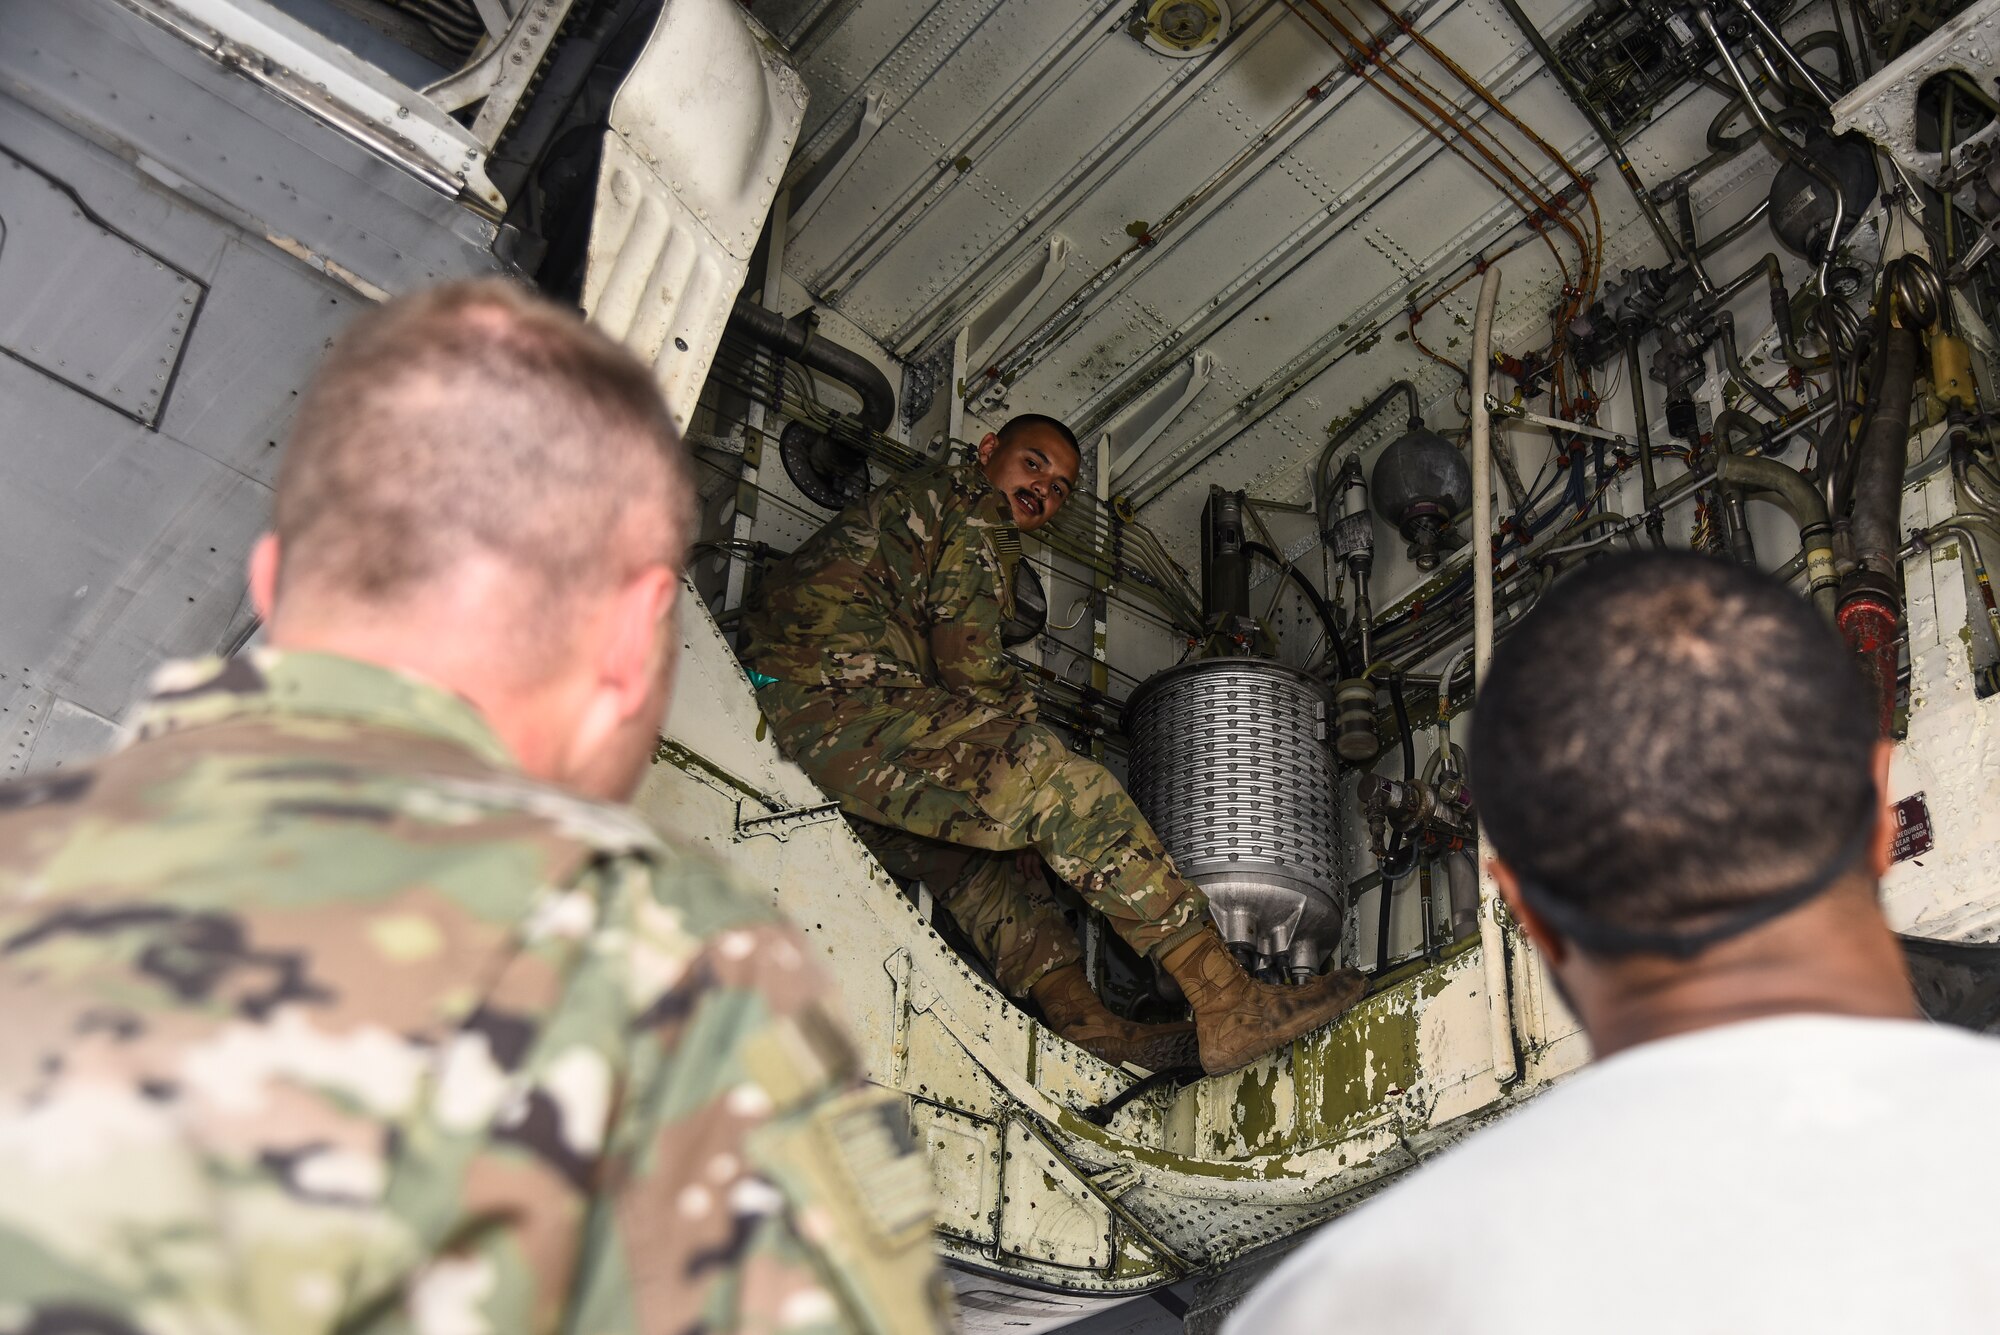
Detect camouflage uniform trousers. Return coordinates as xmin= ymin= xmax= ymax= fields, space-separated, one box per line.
xmin=758 ymin=682 xmax=1210 ymax=996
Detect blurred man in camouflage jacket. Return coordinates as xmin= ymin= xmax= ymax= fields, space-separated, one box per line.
xmin=0 ymin=282 xmax=948 ymax=1335
xmin=744 ymin=417 xmax=1365 ymax=1077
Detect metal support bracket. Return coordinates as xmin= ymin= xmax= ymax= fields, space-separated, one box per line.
xmin=1105 ymin=348 xmax=1218 ymax=485
xmin=966 ymin=234 xmax=1075 ymax=371
xmin=1483 ymin=394 xmax=1629 ymax=446
xmin=424 ymin=0 xmax=577 ymax=148
xmin=734 ymin=797 xmax=843 ymax=841
xmin=790 ymin=90 xmax=885 ymax=230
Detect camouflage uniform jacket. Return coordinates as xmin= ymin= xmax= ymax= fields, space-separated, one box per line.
xmin=0 ymin=651 xmax=948 ymax=1335
xmin=743 ymin=461 xmax=1035 ymax=720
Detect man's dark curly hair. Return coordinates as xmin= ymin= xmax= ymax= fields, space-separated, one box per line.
xmin=1470 ymin=551 xmax=1880 ymax=951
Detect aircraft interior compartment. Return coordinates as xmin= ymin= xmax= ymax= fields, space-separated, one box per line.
xmin=3 ymin=0 xmax=2000 ymax=1326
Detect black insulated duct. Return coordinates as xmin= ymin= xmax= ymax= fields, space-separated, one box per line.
xmin=726 ymin=296 xmax=895 ymax=431
xmin=727 ymin=296 xmax=897 ymax=511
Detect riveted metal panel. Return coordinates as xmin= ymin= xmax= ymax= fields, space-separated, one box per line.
xmin=584 ymin=0 xmax=807 ymax=430
xmin=0 ymin=151 xmax=202 ymax=426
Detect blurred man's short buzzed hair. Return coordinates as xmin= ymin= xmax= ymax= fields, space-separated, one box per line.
xmin=1470 ymin=552 xmax=1880 ymax=953
xmin=275 ymin=280 xmax=692 ymax=609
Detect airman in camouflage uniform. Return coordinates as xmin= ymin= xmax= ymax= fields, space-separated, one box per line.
xmin=0 ymin=282 xmax=948 ymax=1333
xmin=745 ymin=418 xmax=1368 ymax=1076
xmin=0 ymin=651 xmax=943 ymax=1335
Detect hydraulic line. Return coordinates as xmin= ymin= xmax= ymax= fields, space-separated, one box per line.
xmin=1716 ymin=311 xmax=1791 ymax=420
xmin=1695 ymin=5 xmax=1845 ymax=296
xmin=1314 ymin=379 xmax=1420 ymax=513
xmin=1345 ymin=0 xmax=1604 ymax=290
xmin=1626 ymin=338 xmax=1666 ymax=548
xmin=1490 ymin=0 xmax=1683 ymax=263
xmin=1285 ymin=0 xmax=1592 ymax=288
xmin=1733 ymin=0 xmax=1840 ymax=105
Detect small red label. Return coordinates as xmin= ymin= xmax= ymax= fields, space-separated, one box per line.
xmin=1891 ymin=793 xmax=1934 ymax=864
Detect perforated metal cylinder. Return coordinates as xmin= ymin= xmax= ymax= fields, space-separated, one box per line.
xmin=1124 ymin=659 xmax=1344 ymax=974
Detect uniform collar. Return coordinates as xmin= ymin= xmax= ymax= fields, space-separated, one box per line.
xmin=956 ymin=459 xmax=1018 ymax=528
xmin=131 ymin=648 xmax=516 ymax=769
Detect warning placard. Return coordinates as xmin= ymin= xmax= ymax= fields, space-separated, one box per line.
xmin=1891 ymin=793 xmax=1934 ymax=864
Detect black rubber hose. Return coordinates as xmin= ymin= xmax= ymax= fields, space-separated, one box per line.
xmin=726 ymin=297 xmax=896 ymax=431
xmin=1375 ymin=831 xmax=1403 ymax=974
xmin=1847 ymin=323 xmax=1923 ymax=579
xmin=1388 ymin=674 xmax=1416 ymax=784
xmin=1243 ymin=541 xmax=1352 ymax=678
xmin=1374 ymin=677 xmax=1419 ymax=972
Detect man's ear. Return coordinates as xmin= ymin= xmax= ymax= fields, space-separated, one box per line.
xmin=248 ymin=533 xmax=282 ymax=622
xmin=1865 ymin=739 xmax=1897 ymax=880
xmin=976 ymin=432 xmax=1000 ymax=465
xmin=1493 ymin=856 xmax=1567 ymax=968
xmin=601 ymin=564 xmax=679 ymax=717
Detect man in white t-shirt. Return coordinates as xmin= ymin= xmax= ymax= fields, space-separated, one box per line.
xmin=1228 ymin=550 xmax=2000 ymax=1335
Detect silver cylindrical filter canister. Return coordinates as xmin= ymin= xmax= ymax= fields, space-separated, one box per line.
xmin=1124 ymin=659 xmax=1345 ymax=979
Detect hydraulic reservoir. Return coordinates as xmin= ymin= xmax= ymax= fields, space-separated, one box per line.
xmin=1125 ymin=659 xmax=1345 ymax=979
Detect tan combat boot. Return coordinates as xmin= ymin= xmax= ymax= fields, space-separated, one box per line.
xmin=1159 ymin=924 xmax=1368 ymax=1076
xmin=1029 ymin=964 xmax=1200 ymax=1072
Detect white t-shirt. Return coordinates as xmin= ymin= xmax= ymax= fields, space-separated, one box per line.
xmin=1227 ymin=1015 xmax=2000 ymax=1335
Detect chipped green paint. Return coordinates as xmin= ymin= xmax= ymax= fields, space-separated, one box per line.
xmin=1207 ymin=1061 xmax=1289 ymax=1158
xmin=1309 ymin=995 xmax=1420 ymax=1137
xmin=1351 ymin=330 xmax=1382 ymax=354
xmin=1040 ymin=946 xmax=1482 ymax=1185
xmin=1125 ymin=219 xmax=1152 ymax=238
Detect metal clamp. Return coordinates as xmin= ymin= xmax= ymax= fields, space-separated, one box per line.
xmin=734 ymin=797 xmax=843 ymax=841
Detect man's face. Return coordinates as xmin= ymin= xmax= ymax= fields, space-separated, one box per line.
xmin=977 ymin=427 xmax=1080 ymax=531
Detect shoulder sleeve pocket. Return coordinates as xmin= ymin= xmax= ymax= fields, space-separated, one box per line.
xmin=744 ymin=1085 xmax=952 ymax=1335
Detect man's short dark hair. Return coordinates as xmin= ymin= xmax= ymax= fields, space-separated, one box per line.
xmin=1469 ymin=552 xmax=1880 ymax=953
xmin=998 ymin=413 xmax=1081 ymax=462
xmin=276 ymin=279 xmax=692 ymax=606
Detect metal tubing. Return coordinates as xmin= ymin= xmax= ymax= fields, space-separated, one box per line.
xmin=1490 ymin=0 xmax=1683 ymax=262
xmin=1627 ymin=339 xmax=1666 ymax=547
xmin=1716 ymin=311 xmax=1791 ymax=419
xmin=1468 ymin=264 xmax=1518 ymax=1088
xmin=1313 ymin=379 xmax=1421 ymax=515
xmin=1696 ymin=6 xmax=1843 ymax=295
xmin=1676 ymin=189 xmax=1719 ymax=297
xmin=1733 ymin=0 xmax=1840 ymax=105
xmin=1917 ymin=519 xmax=2000 ymax=659
xmin=1699 ymin=196 xmax=1771 ymax=257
